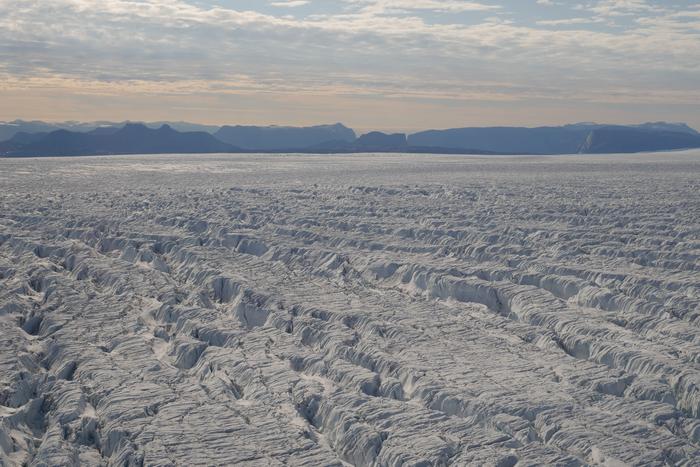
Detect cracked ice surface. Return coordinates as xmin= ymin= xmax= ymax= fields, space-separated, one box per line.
xmin=1 ymin=151 xmax=699 ymax=466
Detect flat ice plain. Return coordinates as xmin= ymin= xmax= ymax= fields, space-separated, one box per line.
xmin=1 ymin=151 xmax=699 ymax=466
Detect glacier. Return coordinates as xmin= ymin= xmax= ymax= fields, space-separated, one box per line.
xmin=0 ymin=151 xmax=699 ymax=466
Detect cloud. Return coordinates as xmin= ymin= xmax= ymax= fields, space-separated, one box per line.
xmin=0 ymin=0 xmax=698 ymax=125
xmin=270 ymin=1 xmax=310 ymax=7
xmin=536 ymin=17 xmax=604 ymax=26
xmin=343 ymin=0 xmax=501 ymax=13
xmin=578 ymin=0 xmax=667 ymax=17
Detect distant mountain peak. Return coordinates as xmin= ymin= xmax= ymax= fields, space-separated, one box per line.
xmin=121 ymin=122 xmax=148 ymax=130
xmin=214 ymin=123 xmax=356 ymax=150
xmin=357 ymin=131 xmax=407 ymax=149
xmin=634 ymin=122 xmax=698 ymax=135
xmin=578 ymin=126 xmax=700 ymax=154
xmin=408 ymin=123 xmax=700 ymax=154
xmin=2 ymin=123 xmax=237 ymax=157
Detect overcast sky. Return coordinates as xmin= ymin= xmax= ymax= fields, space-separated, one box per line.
xmin=1 ymin=0 xmax=699 ymax=131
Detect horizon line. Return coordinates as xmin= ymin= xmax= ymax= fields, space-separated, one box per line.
xmin=1 ymin=119 xmax=697 ymax=135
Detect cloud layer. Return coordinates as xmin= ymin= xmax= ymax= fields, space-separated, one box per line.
xmin=0 ymin=0 xmax=698 ymax=129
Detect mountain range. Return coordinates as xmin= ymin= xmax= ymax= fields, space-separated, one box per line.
xmin=214 ymin=123 xmax=356 ymax=150
xmin=408 ymin=123 xmax=700 ymax=154
xmin=1 ymin=120 xmax=699 ymax=157
xmin=0 ymin=124 xmax=235 ymax=157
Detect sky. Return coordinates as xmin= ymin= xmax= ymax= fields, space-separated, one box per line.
xmin=1 ymin=0 xmax=699 ymax=132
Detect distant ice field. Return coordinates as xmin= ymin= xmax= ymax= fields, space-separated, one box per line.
xmin=1 ymin=151 xmax=699 ymax=465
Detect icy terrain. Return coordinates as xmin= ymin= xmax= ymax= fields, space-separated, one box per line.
xmin=1 ymin=151 xmax=699 ymax=466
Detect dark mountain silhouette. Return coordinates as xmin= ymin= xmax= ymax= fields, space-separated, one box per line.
xmin=5 ymin=131 xmax=49 ymax=145
xmin=2 ymin=120 xmax=699 ymax=157
xmin=409 ymin=125 xmax=594 ymax=154
xmin=632 ymin=122 xmax=699 ymax=135
xmin=149 ymin=121 xmax=220 ymax=134
xmin=3 ymin=124 xmax=237 ymax=157
xmin=356 ymin=132 xmax=407 ymax=150
xmin=87 ymin=126 xmax=123 ymax=136
xmin=0 ymin=120 xmax=220 ymax=142
xmin=408 ymin=123 xmax=700 ymax=154
xmin=0 ymin=121 xmax=69 ymax=142
xmin=215 ymin=123 xmax=355 ymax=150
xmin=578 ymin=127 xmax=700 ymax=154
xmin=0 ymin=131 xmax=49 ymax=153
xmin=306 ymin=132 xmax=505 ymax=154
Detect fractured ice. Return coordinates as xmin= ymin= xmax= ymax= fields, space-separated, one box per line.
xmin=1 ymin=151 xmax=699 ymax=465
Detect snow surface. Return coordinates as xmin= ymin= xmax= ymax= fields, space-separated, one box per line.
xmin=0 ymin=151 xmax=699 ymax=466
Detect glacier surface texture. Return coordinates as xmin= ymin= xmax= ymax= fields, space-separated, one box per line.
xmin=1 ymin=151 xmax=699 ymax=466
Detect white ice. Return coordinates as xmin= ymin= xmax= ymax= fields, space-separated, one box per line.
xmin=1 ymin=151 xmax=699 ymax=466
